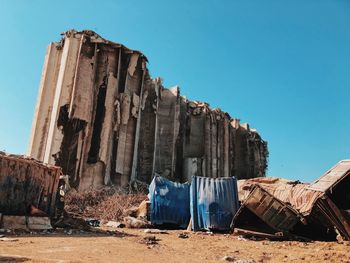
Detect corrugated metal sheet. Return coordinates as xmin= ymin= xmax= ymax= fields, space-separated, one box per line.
xmin=148 ymin=175 xmax=190 ymax=228
xmin=236 ymin=185 xmax=302 ymax=232
xmin=238 ymin=177 xmax=323 ymax=215
xmin=308 ymin=160 xmax=350 ymax=192
xmin=0 ymin=153 xmax=62 ymax=216
xmin=190 ymin=176 xmax=239 ymax=231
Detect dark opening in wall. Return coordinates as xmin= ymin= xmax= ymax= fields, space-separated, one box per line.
xmin=88 ymin=77 xmax=107 ymax=163
xmin=54 ymin=104 xmax=86 ymax=188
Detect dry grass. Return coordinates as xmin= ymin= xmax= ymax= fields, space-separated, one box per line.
xmin=64 ymin=189 xmax=147 ymax=221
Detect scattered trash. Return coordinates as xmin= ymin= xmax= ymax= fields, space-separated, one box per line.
xmin=85 ymin=218 xmax=100 ymax=227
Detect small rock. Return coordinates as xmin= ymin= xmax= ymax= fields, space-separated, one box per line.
xmin=141 ymin=235 xmax=159 ymax=245
xmin=178 ymin=233 xmax=189 ymax=239
xmin=237 ymin=236 xmax=247 ymax=241
xmin=0 ymin=237 xmax=18 ymax=242
xmin=105 ymin=221 xmax=124 ymax=228
xmin=222 ymin=256 xmax=235 ymax=261
xmin=234 ymin=260 xmax=255 ymax=263
xmin=144 ymin=229 xmax=168 ymax=234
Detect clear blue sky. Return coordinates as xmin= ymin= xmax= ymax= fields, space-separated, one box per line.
xmin=0 ymin=0 xmax=349 ymax=182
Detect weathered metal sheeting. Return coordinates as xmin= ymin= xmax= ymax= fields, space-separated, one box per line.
xmin=238 ymin=177 xmax=323 ymax=215
xmin=190 ymin=176 xmax=239 ymax=231
xmin=236 ymin=162 xmax=350 ymax=241
xmin=149 ymin=175 xmax=190 ymax=228
xmin=233 ymin=185 xmax=303 ymax=233
xmin=0 ymin=153 xmax=62 ymax=216
xmin=313 ymin=196 xmax=350 ymax=240
xmin=308 ymin=160 xmax=350 ymax=192
xmin=28 ymin=29 xmax=268 ymax=190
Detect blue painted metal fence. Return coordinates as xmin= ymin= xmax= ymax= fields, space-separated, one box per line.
xmin=149 ymin=175 xmax=190 ymax=228
xmin=190 ymin=176 xmax=240 ymax=231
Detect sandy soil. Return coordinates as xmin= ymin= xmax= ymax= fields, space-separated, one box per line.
xmin=1 ymin=228 xmax=350 ymax=263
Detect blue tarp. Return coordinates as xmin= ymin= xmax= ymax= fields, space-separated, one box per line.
xmin=190 ymin=176 xmax=240 ymax=231
xmin=149 ymin=175 xmax=190 ymax=228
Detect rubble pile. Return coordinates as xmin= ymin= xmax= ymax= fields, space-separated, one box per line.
xmin=64 ymin=189 xmax=146 ymax=221
xmin=28 ymin=30 xmax=268 ymax=191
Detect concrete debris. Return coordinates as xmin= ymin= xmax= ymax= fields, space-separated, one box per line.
xmin=105 ymin=221 xmax=124 ymax=228
xmin=27 ymin=217 xmax=52 ymax=230
xmin=0 ymin=237 xmax=18 ymax=242
xmin=144 ymin=229 xmax=168 ymax=234
xmin=2 ymin=216 xmax=27 ymax=230
xmin=0 ymin=215 xmax=52 ymax=231
xmin=232 ymin=160 xmax=350 ymax=241
xmin=123 ymin=216 xmax=150 ymax=228
xmin=28 ymin=29 xmax=268 ymax=191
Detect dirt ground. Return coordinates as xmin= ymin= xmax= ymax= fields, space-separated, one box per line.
xmin=1 ymin=228 xmax=350 ymax=263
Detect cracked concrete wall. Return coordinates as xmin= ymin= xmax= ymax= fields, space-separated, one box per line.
xmin=28 ymin=30 xmax=268 ymax=190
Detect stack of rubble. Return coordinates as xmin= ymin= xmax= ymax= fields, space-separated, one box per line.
xmin=232 ymin=160 xmax=350 ymax=241
xmin=28 ymin=30 xmax=268 ymax=190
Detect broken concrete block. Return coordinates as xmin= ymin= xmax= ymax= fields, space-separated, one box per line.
xmin=27 ymin=217 xmax=52 ymax=230
xmin=136 ymin=200 xmax=150 ymax=218
xmin=2 ymin=216 xmax=27 ymax=230
xmin=123 ymin=216 xmax=149 ymax=229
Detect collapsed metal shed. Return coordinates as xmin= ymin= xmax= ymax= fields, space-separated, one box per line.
xmin=0 ymin=152 xmax=62 ymax=217
xmin=233 ymin=160 xmax=350 ymax=240
xmin=28 ymin=30 xmax=268 ymax=190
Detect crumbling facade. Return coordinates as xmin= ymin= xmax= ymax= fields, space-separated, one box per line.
xmin=28 ymin=30 xmax=268 ymax=190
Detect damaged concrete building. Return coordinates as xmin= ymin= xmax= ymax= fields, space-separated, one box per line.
xmin=28 ymin=30 xmax=268 ymax=190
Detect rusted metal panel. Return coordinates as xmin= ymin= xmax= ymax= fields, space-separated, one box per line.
xmin=237 ymin=185 xmax=302 ymax=232
xmin=0 ymin=153 xmax=62 ymax=217
xmin=308 ymin=160 xmax=350 ymax=192
xmin=313 ymin=196 xmax=350 ymax=240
